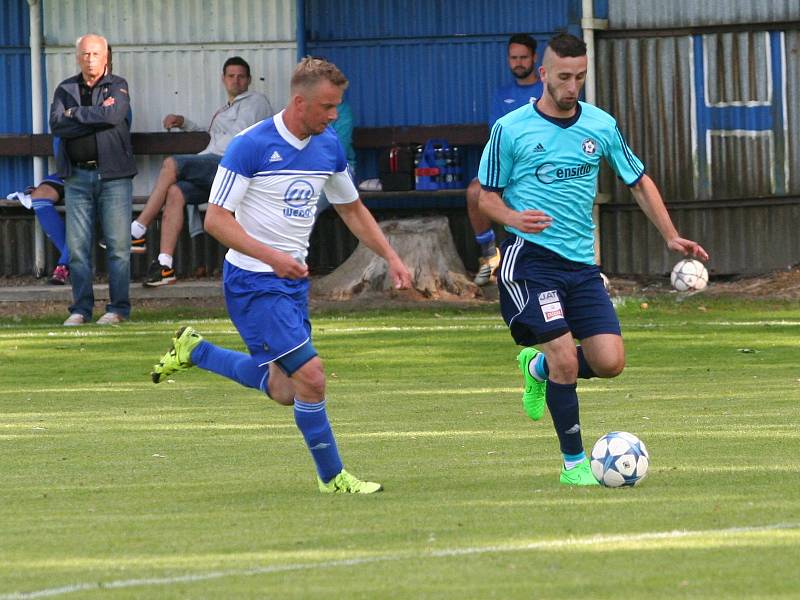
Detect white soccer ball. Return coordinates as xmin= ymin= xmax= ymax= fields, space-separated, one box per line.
xmin=590 ymin=431 xmax=650 ymax=488
xmin=670 ymin=259 xmax=708 ymax=292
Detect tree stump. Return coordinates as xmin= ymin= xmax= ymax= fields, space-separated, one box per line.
xmin=313 ymin=216 xmax=481 ymax=300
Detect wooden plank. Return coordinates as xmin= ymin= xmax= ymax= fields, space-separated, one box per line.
xmin=131 ymin=132 xmax=209 ymax=154
xmin=0 ymin=132 xmax=210 ymax=157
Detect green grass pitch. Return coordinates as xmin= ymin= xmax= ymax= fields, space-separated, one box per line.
xmin=1 ymin=298 xmax=799 ymax=598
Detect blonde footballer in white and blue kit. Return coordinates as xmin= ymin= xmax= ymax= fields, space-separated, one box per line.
xmin=478 ymin=34 xmax=709 ymax=486
xmin=152 ymin=57 xmax=412 ymax=494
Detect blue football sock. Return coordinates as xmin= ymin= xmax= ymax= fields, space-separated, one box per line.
xmin=545 ymin=380 xmax=583 ymax=456
xmin=576 ymin=346 xmax=597 ymax=379
xmin=32 ymin=200 xmax=69 ymax=265
xmin=190 ymin=341 xmax=268 ymax=392
xmin=534 ymin=348 xmax=594 ymax=380
xmin=475 ymin=227 xmax=496 ymax=258
xmin=294 ymin=399 xmax=343 ymax=482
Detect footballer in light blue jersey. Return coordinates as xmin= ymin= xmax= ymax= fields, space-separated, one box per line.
xmin=480 ymin=100 xmax=644 ymax=265
xmin=478 ymin=34 xmax=708 ymax=487
xmin=150 ymin=58 xmax=411 ymax=494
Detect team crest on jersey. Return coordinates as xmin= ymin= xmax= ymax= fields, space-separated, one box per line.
xmin=283 ymin=180 xmax=315 ymax=218
xmin=581 ymin=138 xmax=597 ymax=155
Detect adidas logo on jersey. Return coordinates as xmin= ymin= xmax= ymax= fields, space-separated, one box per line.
xmin=534 ymin=143 xmax=545 ymax=152
xmin=269 ymin=151 xmax=283 ymax=163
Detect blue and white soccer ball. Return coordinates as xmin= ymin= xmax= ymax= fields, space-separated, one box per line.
xmin=671 ymin=259 xmax=708 ymax=292
xmin=590 ymin=431 xmax=650 ymax=488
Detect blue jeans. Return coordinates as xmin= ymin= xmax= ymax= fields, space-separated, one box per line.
xmin=64 ymin=169 xmax=132 ymax=320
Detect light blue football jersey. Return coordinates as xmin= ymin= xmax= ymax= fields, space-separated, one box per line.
xmin=479 ymin=100 xmax=645 ymax=264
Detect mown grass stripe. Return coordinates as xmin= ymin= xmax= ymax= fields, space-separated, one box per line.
xmin=2 ymin=523 xmax=795 ymax=599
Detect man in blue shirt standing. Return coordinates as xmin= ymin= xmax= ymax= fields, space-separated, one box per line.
xmin=470 ymin=34 xmax=543 ymax=286
xmin=478 ymin=33 xmax=708 ymax=485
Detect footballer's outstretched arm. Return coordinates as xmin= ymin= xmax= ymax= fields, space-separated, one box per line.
xmin=629 ymin=175 xmax=709 ymax=261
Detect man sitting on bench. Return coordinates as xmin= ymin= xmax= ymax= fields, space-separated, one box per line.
xmin=133 ymin=56 xmax=273 ymax=287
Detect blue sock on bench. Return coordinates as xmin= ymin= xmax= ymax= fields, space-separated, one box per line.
xmin=32 ymin=200 xmax=69 ymax=265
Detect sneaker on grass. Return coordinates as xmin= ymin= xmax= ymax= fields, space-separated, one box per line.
xmin=151 ymin=326 xmax=204 ymax=383
xmin=559 ymin=459 xmax=599 ymax=486
xmin=318 ymin=469 xmax=383 ymax=494
xmin=517 ymin=347 xmax=546 ymax=421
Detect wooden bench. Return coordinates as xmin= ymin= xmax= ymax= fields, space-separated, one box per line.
xmin=0 ymin=132 xmax=210 ymax=157
xmin=0 ymin=127 xmax=490 ymax=277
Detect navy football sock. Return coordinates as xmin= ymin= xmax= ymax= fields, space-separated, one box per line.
xmin=191 ymin=341 xmax=268 ymax=392
xmin=294 ymin=399 xmax=343 ymax=482
xmin=576 ymin=346 xmax=597 ymax=379
xmin=545 ymin=380 xmax=583 ymax=456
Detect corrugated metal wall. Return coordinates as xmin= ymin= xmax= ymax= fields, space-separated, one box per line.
xmin=305 ymin=0 xmax=581 ymax=127
xmin=596 ymin=1 xmax=800 ymax=275
xmin=608 ymin=0 xmax=800 ymax=29
xmin=0 ymin=0 xmax=33 ymax=195
xmin=1 ymin=0 xmax=298 ymax=279
xmin=42 ymin=0 xmax=297 ymax=196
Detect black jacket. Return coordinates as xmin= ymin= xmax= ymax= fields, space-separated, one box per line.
xmin=49 ymin=72 xmax=137 ymax=180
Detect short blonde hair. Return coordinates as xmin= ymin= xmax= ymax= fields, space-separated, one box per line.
xmin=75 ymin=33 xmax=109 ymax=54
xmin=290 ymin=56 xmax=348 ymax=94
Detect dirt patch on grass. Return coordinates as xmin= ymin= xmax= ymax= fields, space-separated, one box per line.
xmin=3 ymin=264 xmax=800 ymax=320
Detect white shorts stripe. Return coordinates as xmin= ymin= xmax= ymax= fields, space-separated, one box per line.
xmin=499 ymin=237 xmax=527 ymax=319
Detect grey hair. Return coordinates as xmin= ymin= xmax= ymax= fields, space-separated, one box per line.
xmin=75 ymin=34 xmax=108 ymax=54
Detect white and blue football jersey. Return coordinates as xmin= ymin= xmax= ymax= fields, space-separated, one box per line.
xmin=479 ymin=100 xmax=645 ymax=265
xmin=209 ymin=110 xmax=358 ymax=272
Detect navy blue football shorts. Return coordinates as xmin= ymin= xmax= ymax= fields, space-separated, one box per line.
xmin=223 ymin=260 xmax=318 ymax=376
xmin=497 ymin=235 xmax=621 ymax=347
xmin=173 ymin=153 xmax=222 ymax=206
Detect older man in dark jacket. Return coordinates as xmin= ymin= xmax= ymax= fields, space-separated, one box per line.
xmin=50 ymin=33 xmax=136 ymax=326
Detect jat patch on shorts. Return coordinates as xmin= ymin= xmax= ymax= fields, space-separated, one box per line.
xmin=497 ymin=235 xmax=620 ymax=346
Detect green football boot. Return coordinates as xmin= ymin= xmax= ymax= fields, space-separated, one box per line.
xmin=151 ymin=326 xmax=204 ymax=384
xmin=318 ymin=469 xmax=383 ymax=494
xmin=517 ymin=347 xmax=546 ymax=421
xmin=559 ymin=459 xmax=599 ymax=486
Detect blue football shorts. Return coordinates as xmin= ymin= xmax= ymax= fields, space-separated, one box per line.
xmin=223 ymin=261 xmax=318 ymax=376
xmin=497 ymin=235 xmax=621 ymax=347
